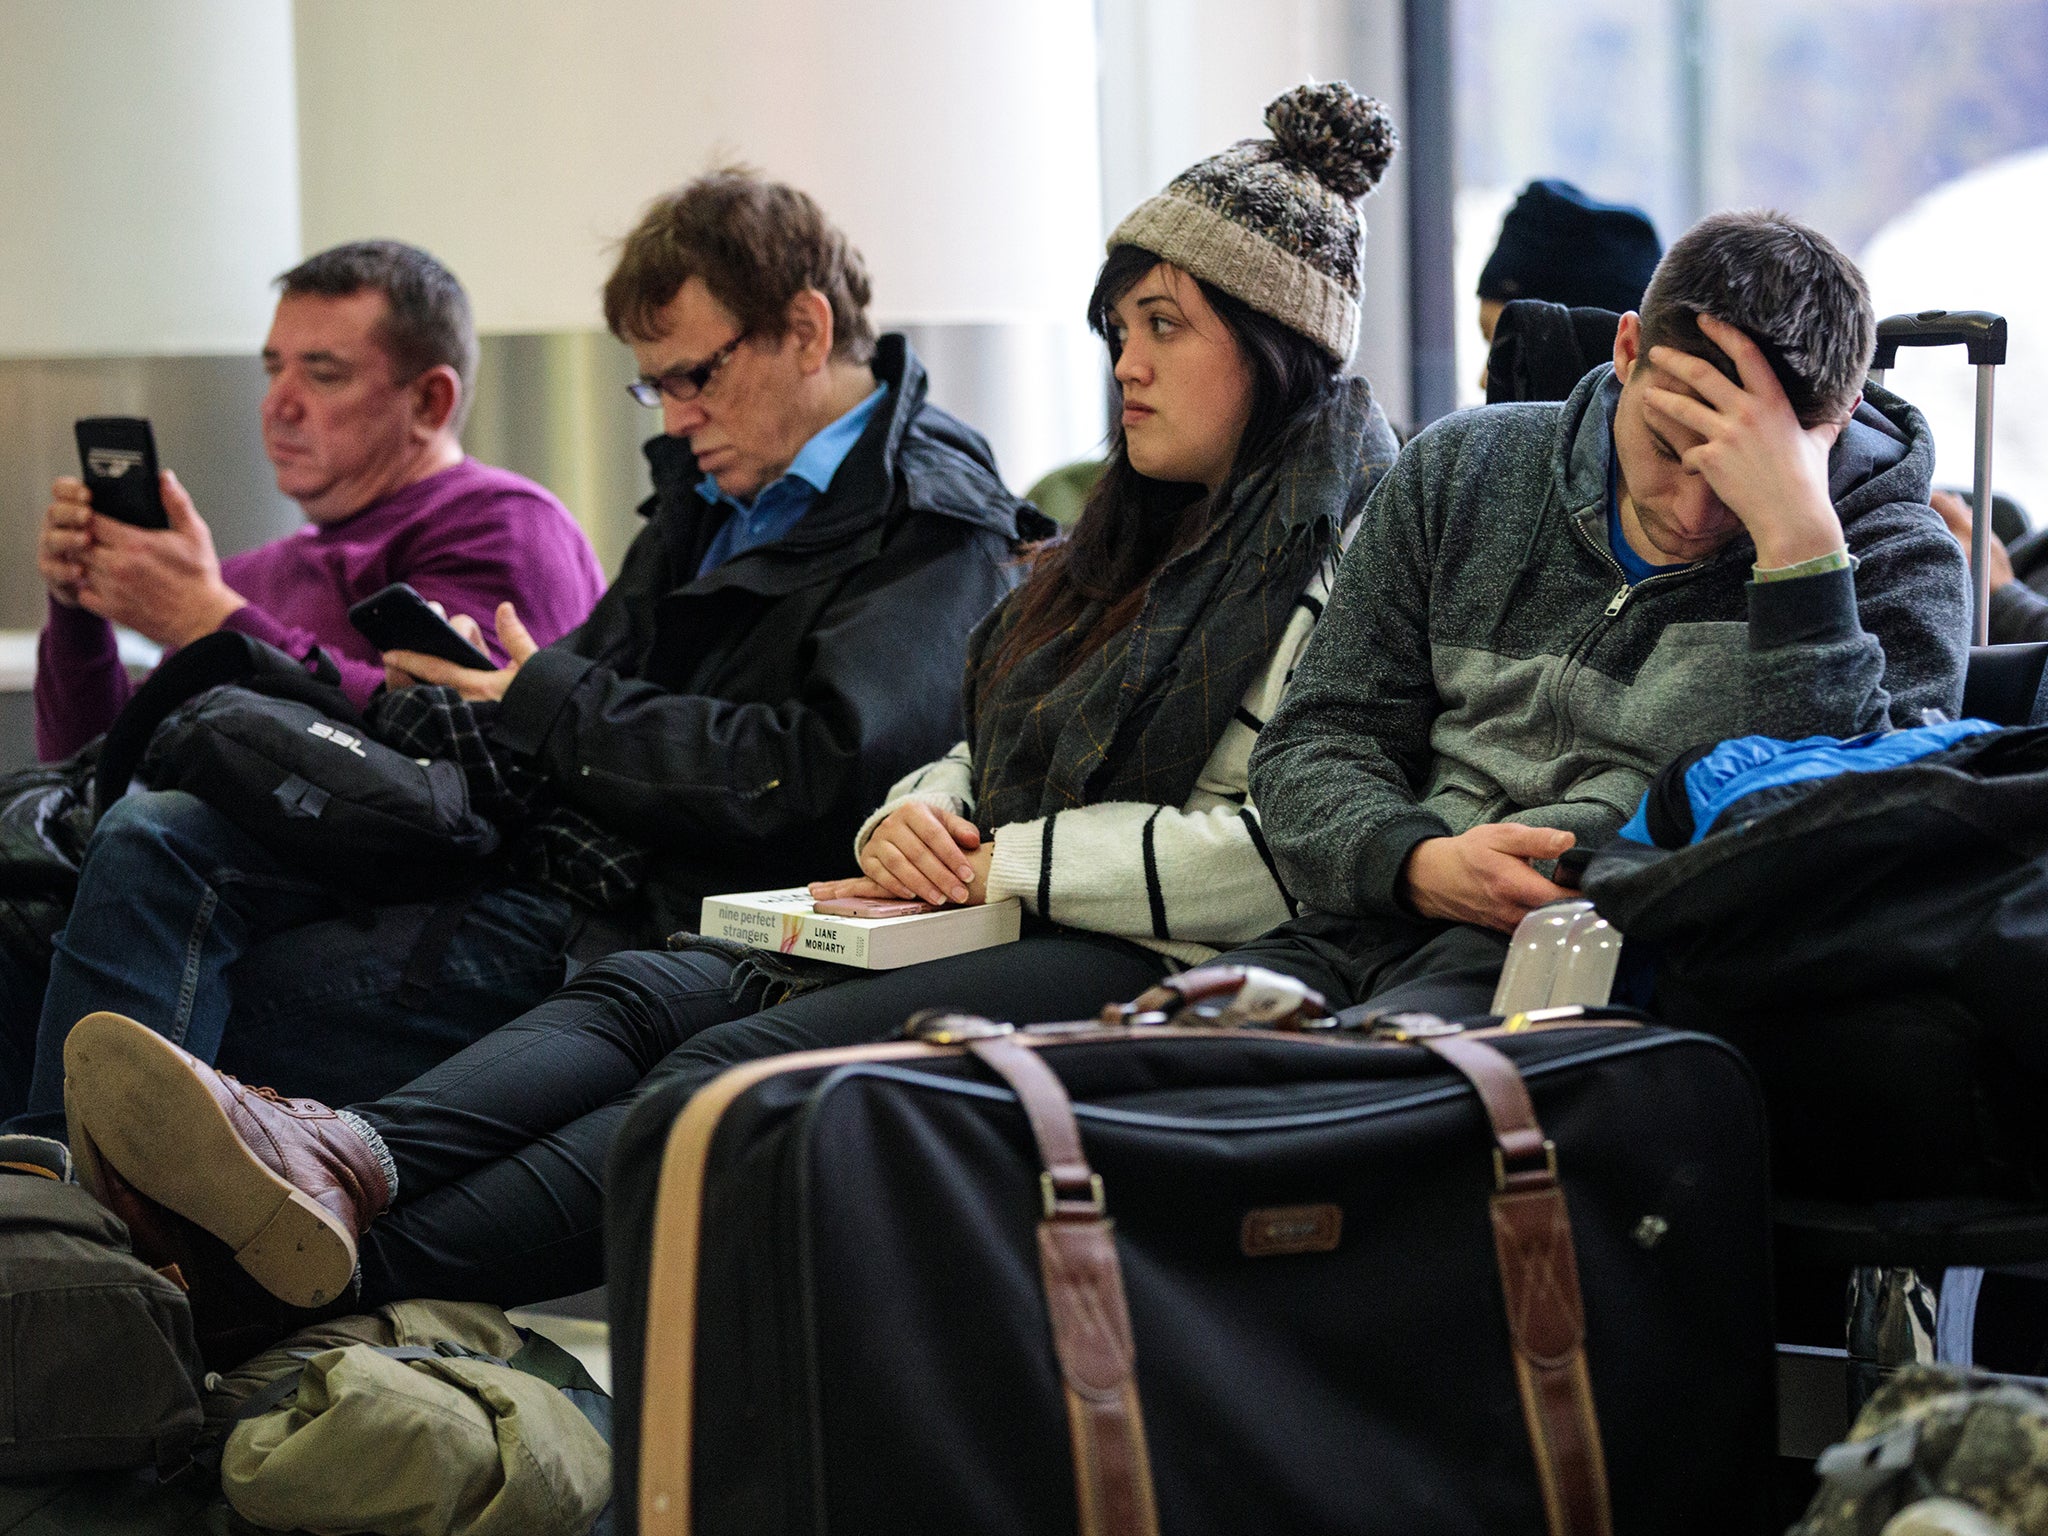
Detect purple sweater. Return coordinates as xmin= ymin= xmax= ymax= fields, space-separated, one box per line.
xmin=35 ymin=457 xmax=608 ymax=761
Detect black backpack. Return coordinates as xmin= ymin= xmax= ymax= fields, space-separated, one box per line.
xmin=0 ymin=635 xmax=504 ymax=1073
xmin=1584 ymin=725 xmax=2048 ymax=1201
xmin=113 ymin=633 xmax=500 ymax=896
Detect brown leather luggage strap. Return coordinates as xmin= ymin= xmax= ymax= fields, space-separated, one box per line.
xmin=970 ymin=1034 xmax=1100 ymax=1213
xmin=969 ymin=1036 xmax=1160 ymax=1536
xmin=1117 ymin=965 xmax=1260 ymax=1013
xmin=1422 ymin=1032 xmax=1613 ymax=1536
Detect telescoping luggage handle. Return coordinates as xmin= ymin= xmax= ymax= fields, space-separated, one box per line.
xmin=1868 ymin=309 xmax=2007 ymax=646
xmin=926 ymin=964 xmax=1618 ymax=1536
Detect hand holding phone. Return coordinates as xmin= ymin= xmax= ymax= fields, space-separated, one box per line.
xmin=348 ymin=582 xmax=494 ymax=671
xmin=75 ymin=418 xmax=169 ymax=530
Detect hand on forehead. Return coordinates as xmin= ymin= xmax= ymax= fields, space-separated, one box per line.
xmin=1642 ymin=312 xmax=1806 ymax=438
xmin=1647 ymin=313 xmax=1781 ymax=401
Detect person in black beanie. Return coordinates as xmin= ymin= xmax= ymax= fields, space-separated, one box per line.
xmin=1479 ymin=178 xmax=1662 ymax=323
xmin=1476 ymin=178 xmax=1662 ymax=396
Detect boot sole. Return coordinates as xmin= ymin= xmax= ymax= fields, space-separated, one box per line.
xmin=63 ymin=1013 xmax=357 ymax=1309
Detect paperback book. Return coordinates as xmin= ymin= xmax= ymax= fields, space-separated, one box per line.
xmin=700 ymin=887 xmax=1022 ymax=969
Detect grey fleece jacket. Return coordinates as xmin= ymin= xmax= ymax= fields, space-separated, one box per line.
xmin=1249 ymin=365 xmax=1970 ymax=919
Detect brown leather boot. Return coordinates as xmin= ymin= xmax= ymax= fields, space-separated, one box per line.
xmin=77 ymin=1136 xmax=353 ymax=1372
xmin=63 ymin=1012 xmax=390 ymax=1310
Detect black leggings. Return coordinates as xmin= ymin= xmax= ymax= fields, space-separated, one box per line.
xmin=352 ymin=945 xmax=741 ymax=1308
xmin=350 ymin=928 xmax=1170 ymax=1314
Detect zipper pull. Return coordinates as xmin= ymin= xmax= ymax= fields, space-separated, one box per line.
xmin=1604 ymin=584 xmax=1630 ymax=618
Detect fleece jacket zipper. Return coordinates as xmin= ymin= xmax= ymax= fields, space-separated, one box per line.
xmin=1545 ymin=510 xmax=1706 ymax=759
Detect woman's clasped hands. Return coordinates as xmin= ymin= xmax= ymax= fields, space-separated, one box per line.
xmin=808 ymin=802 xmax=991 ymax=907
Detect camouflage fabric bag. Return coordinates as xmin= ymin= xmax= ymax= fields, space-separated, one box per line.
xmin=1795 ymin=1363 xmax=2048 ymax=1534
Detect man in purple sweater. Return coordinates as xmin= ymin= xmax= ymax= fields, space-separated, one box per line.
xmin=4 ymin=243 xmax=605 ymax=1126
xmin=35 ymin=240 xmax=605 ymax=761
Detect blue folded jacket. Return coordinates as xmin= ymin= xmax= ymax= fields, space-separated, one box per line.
xmin=1618 ymin=718 xmax=2003 ymax=848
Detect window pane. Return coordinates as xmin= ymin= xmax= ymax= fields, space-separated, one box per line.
xmin=1454 ymin=0 xmax=2048 ymax=525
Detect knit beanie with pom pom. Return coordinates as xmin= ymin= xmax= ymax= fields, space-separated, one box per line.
xmin=1108 ymin=81 xmax=1398 ymax=363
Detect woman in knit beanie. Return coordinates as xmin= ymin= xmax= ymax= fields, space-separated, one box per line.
xmin=54 ymin=88 xmax=1409 ymax=1443
xmin=1107 ymin=79 xmax=1397 ymax=366
xmin=832 ymin=79 xmax=1403 ymax=962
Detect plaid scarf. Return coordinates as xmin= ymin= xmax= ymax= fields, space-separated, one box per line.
xmin=366 ymin=687 xmax=647 ymax=911
xmin=966 ymin=377 xmax=1393 ymax=830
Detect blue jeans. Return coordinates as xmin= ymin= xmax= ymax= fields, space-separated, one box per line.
xmin=0 ymin=941 xmax=52 ymax=1121
xmin=11 ymin=790 xmax=598 ymax=1139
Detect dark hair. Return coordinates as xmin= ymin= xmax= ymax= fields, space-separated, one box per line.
xmin=989 ymin=244 xmax=1339 ymax=683
xmin=1637 ymin=209 xmax=1873 ymax=426
xmin=602 ymin=168 xmax=875 ymax=363
xmin=276 ymin=241 xmax=479 ymax=429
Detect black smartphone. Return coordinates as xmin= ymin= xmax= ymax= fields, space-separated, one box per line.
xmin=1552 ymin=846 xmax=1595 ymax=890
xmin=74 ymin=417 xmax=168 ymax=529
xmin=347 ymin=582 xmax=495 ymax=670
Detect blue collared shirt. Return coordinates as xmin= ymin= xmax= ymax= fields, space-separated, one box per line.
xmin=694 ymin=382 xmax=888 ymax=576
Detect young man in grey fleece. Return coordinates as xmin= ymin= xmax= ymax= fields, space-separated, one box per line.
xmin=1220 ymin=209 xmax=1971 ymax=1016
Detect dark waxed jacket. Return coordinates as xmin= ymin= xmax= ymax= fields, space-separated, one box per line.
xmin=493 ymin=335 xmax=1049 ymax=932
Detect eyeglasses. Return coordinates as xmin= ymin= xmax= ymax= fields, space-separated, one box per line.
xmin=626 ymin=330 xmax=749 ymax=408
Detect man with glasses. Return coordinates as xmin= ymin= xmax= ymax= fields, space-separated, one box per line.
xmin=382 ymin=167 xmax=1040 ymax=941
xmin=12 ymin=171 xmax=1040 ymax=1130
xmin=6 ymin=241 xmax=607 ymax=1128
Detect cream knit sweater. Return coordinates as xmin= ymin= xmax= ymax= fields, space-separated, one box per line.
xmin=853 ymin=529 xmax=1351 ymax=965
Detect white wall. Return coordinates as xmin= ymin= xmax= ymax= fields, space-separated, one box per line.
xmin=289 ymin=0 xmax=1107 ymax=486
xmin=292 ymin=0 xmax=1103 ymax=335
xmin=0 ymin=0 xmax=301 ymax=357
xmin=0 ymin=1 xmax=1422 ymax=488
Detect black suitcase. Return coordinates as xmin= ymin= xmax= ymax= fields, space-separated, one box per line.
xmin=633 ymin=972 xmax=1776 ymax=1536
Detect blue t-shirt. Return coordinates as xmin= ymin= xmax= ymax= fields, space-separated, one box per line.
xmin=694 ymin=382 xmax=889 ymax=576
xmin=1606 ymin=440 xmax=1690 ymax=587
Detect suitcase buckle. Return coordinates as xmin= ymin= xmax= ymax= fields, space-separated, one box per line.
xmin=1493 ymin=1139 xmax=1559 ymax=1192
xmin=1041 ymin=1170 xmax=1107 ymax=1218
xmin=904 ymin=1010 xmax=1016 ymax=1045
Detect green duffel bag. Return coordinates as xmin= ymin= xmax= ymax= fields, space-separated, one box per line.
xmin=216 ymin=1301 xmax=610 ymax=1536
xmin=0 ymin=1162 xmax=204 ymax=1477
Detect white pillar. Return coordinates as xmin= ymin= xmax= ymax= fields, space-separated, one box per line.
xmin=291 ymin=0 xmax=1105 ymax=489
xmin=0 ymin=0 xmax=301 ymax=357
